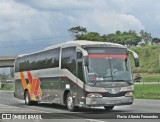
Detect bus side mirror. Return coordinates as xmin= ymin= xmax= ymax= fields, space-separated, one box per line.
xmin=134 ymin=58 xmax=139 ymax=67
xmin=84 ymin=56 xmax=89 ymax=66
xmin=128 ymin=50 xmax=139 ymax=67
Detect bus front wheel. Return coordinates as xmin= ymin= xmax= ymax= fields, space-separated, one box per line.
xmin=66 ymin=93 xmax=77 ymax=111
xmin=104 ymin=106 xmax=114 ymax=110
xmin=24 ymin=91 xmax=38 ymax=105
xmin=25 ymin=91 xmax=32 ymax=105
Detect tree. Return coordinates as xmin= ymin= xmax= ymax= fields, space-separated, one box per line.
xmin=116 ymin=30 xmax=121 ymax=35
xmin=1 ymin=73 xmax=7 ymax=82
xmin=152 ymin=38 xmax=160 ymax=44
xmin=10 ymin=67 xmax=14 ymax=77
xmin=76 ymin=32 xmax=103 ymax=41
xmin=68 ymin=26 xmax=87 ymax=39
xmin=140 ymin=30 xmax=152 ymax=45
xmin=102 ymin=30 xmax=141 ymax=46
xmin=68 ymin=26 xmax=142 ymax=45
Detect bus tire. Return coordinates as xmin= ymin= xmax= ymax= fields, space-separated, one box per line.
xmin=32 ymin=101 xmax=38 ymax=105
xmin=24 ymin=90 xmax=33 ymax=105
xmin=66 ymin=93 xmax=77 ymax=112
xmin=104 ymin=106 xmax=114 ymax=110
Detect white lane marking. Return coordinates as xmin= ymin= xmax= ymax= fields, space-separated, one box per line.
xmin=0 ymin=107 xmax=21 ymax=108
xmin=0 ymin=103 xmax=50 ymax=113
xmin=0 ymin=104 xmax=9 ymax=106
xmin=0 ymin=90 xmax=14 ymax=92
xmin=85 ymin=119 xmax=109 ymax=122
xmin=0 ymin=109 xmax=29 ymax=111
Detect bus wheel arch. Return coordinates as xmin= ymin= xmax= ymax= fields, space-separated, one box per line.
xmin=24 ymin=89 xmax=28 ymax=100
xmin=63 ymin=90 xmax=71 ymax=105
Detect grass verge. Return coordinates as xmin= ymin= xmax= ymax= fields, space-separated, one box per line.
xmin=134 ymin=84 xmax=160 ymax=99
xmin=0 ymin=83 xmax=14 ymax=91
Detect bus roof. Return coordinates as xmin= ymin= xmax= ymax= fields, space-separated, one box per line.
xmin=45 ymin=40 xmax=125 ymax=50
xmin=17 ymin=40 xmax=126 ymax=58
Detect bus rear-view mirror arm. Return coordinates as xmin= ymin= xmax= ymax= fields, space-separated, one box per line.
xmin=76 ymin=47 xmax=89 ymax=66
xmin=128 ymin=50 xmax=139 ymax=67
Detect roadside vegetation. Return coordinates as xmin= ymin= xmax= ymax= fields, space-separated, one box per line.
xmin=134 ymin=84 xmax=160 ymax=99
xmin=0 ymin=84 xmax=14 ymax=91
xmin=128 ymin=45 xmax=160 ymax=99
xmin=131 ymin=45 xmax=160 ymax=74
xmin=0 ymin=72 xmax=14 ymax=91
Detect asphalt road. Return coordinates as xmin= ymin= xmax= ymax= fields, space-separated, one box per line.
xmin=0 ymin=90 xmax=160 ymax=122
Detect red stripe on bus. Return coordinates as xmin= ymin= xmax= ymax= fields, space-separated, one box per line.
xmin=88 ymin=54 xmax=128 ymax=58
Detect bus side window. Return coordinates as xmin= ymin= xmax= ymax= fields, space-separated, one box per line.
xmin=61 ymin=47 xmax=76 ymax=76
xmin=77 ymin=61 xmax=85 ymax=82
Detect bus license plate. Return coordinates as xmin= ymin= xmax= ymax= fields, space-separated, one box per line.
xmin=106 ymin=100 xmax=120 ymax=104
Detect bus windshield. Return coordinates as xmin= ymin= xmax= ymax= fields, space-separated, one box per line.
xmin=85 ymin=47 xmax=132 ymax=83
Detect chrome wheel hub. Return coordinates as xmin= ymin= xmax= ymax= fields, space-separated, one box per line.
xmin=25 ymin=93 xmax=29 ymax=104
xmin=67 ymin=96 xmax=73 ymax=109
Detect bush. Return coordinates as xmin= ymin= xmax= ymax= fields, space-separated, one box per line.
xmin=1 ymin=83 xmax=14 ymax=91
xmin=130 ymin=44 xmax=160 ymax=74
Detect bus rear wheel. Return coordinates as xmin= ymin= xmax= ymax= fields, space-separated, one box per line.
xmin=66 ymin=93 xmax=77 ymax=112
xmin=104 ymin=106 xmax=114 ymax=110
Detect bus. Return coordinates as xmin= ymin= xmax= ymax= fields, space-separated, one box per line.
xmin=14 ymin=40 xmax=139 ymax=111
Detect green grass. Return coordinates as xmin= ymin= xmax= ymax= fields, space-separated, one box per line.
xmin=0 ymin=88 xmax=14 ymax=91
xmin=142 ymin=76 xmax=160 ymax=82
xmin=0 ymin=83 xmax=15 ymax=91
xmin=130 ymin=44 xmax=160 ymax=74
xmin=133 ymin=73 xmax=160 ymax=82
xmin=130 ymin=45 xmax=160 ymax=82
xmin=0 ymin=87 xmax=14 ymax=91
xmin=134 ymin=84 xmax=160 ymax=99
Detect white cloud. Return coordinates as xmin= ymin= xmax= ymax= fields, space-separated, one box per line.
xmin=0 ymin=0 xmax=160 ymax=54
xmin=14 ymin=0 xmax=97 ymax=11
xmin=0 ymin=0 xmax=57 ymax=43
xmin=14 ymin=0 xmax=145 ymax=35
xmin=78 ymin=10 xmax=144 ymax=34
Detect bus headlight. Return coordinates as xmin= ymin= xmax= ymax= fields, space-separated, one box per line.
xmin=125 ymin=92 xmax=134 ymax=97
xmin=87 ymin=93 xmax=103 ymax=98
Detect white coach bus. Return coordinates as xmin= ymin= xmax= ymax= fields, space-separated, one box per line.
xmin=14 ymin=40 xmax=139 ymax=111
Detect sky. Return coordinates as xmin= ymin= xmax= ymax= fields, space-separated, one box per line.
xmin=0 ymin=0 xmax=160 ymax=74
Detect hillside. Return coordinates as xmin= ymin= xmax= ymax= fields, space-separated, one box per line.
xmin=130 ymin=44 xmax=160 ymax=73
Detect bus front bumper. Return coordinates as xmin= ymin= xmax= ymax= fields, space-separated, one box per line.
xmin=85 ymin=96 xmax=134 ymax=107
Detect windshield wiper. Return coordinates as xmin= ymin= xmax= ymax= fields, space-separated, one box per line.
xmin=103 ymin=75 xmax=116 ymax=78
